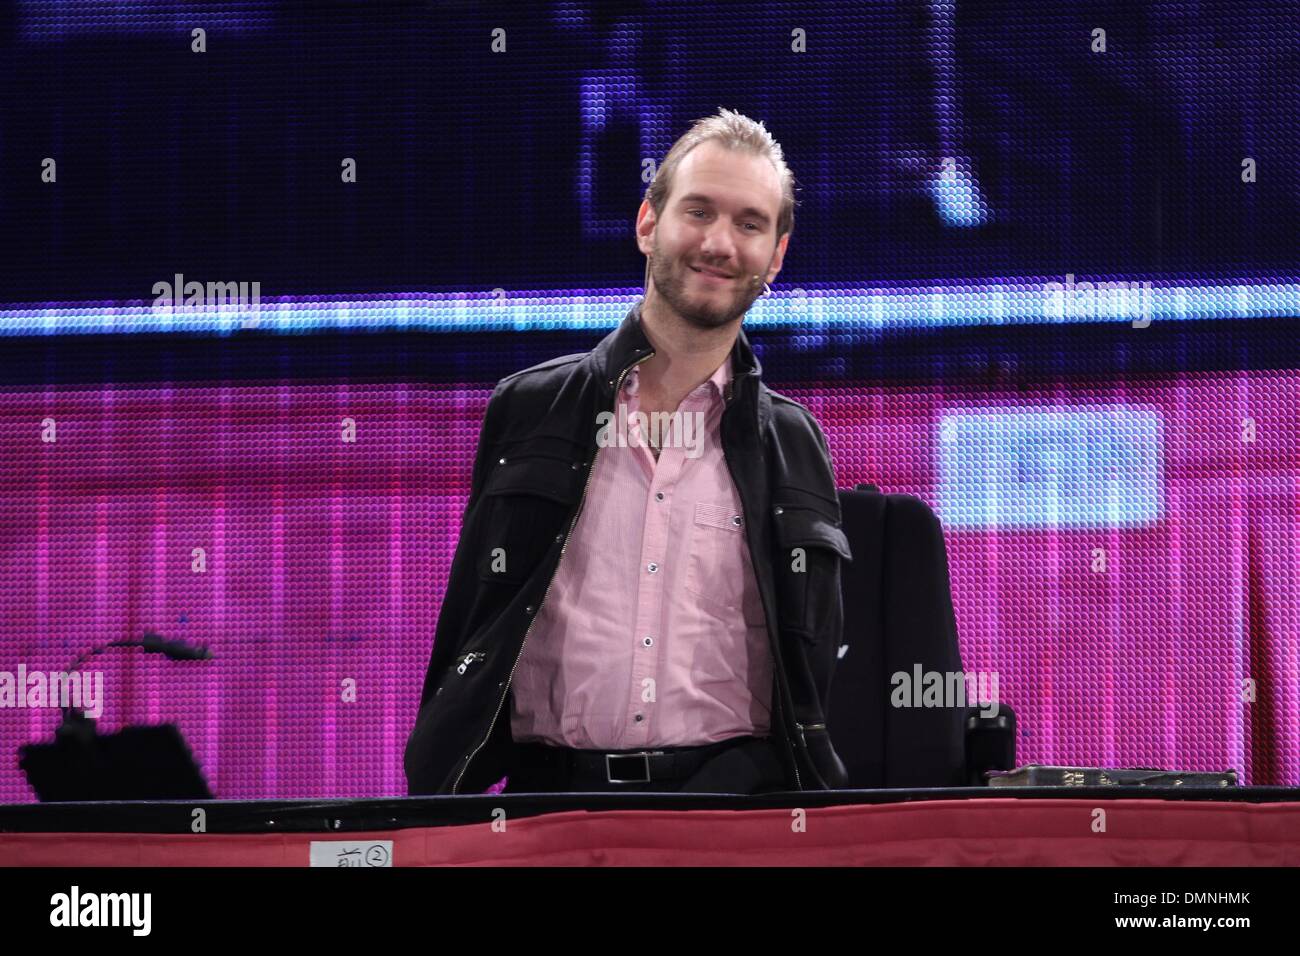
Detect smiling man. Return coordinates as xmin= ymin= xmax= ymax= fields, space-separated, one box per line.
xmin=405 ymin=108 xmax=852 ymax=796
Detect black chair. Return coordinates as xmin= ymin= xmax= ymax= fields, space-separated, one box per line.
xmin=829 ymin=484 xmax=1016 ymax=787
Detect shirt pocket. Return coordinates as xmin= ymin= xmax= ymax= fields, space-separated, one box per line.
xmin=683 ymin=501 xmax=763 ymax=622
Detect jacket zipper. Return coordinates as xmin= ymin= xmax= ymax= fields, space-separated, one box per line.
xmin=456 ymin=652 xmax=486 ymax=675
xmin=720 ymin=400 xmax=803 ymax=791
xmin=451 ymin=350 xmax=654 ymax=794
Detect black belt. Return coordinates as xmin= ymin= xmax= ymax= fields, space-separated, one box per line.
xmin=514 ymin=736 xmax=761 ymax=785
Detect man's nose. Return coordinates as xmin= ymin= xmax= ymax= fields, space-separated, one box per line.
xmin=698 ymin=219 xmax=739 ymax=264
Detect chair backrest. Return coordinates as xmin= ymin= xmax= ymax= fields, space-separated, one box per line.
xmin=829 ymin=485 xmax=968 ymax=787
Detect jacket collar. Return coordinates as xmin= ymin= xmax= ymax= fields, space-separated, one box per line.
xmin=592 ymin=296 xmax=763 ymax=411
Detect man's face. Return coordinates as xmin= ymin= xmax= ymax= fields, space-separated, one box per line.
xmin=638 ymin=141 xmax=789 ymax=330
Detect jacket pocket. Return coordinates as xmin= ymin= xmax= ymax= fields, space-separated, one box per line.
xmin=476 ymin=453 xmax=585 ymax=584
xmin=770 ymin=499 xmax=852 ymax=638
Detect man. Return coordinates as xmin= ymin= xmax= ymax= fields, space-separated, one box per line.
xmin=405 ymin=107 xmax=852 ymax=795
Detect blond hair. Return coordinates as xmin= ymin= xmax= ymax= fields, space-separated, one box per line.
xmin=644 ymin=107 xmax=798 ymax=241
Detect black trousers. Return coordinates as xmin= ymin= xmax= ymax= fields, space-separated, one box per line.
xmin=506 ymin=735 xmax=789 ymax=794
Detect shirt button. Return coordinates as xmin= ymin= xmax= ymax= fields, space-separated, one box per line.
xmin=634 ymin=714 xmax=644 ymax=722
xmin=774 ymin=506 xmax=784 ymax=516
xmin=524 ymin=605 xmax=534 ymax=614
xmin=642 ymin=636 xmax=653 ymax=647
xmin=655 ymin=492 xmax=664 ymax=501
xmin=647 ymin=562 xmax=658 ymax=573
xmin=554 ymin=533 xmax=563 ymax=543
xmin=498 ymin=457 xmax=507 ymax=465
xmin=732 ymin=515 xmax=743 ymax=526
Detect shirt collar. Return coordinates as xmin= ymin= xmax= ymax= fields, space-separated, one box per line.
xmin=623 ymin=353 xmax=732 ymax=406
xmin=595 ymin=298 xmax=760 ymax=406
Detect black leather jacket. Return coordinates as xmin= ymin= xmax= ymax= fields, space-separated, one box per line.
xmin=404 ymin=298 xmax=853 ymax=795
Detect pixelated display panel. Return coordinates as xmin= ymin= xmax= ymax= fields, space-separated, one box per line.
xmin=0 ymin=369 xmax=1296 ymax=801
xmin=2 ymin=1 xmax=1297 ymax=303
xmin=2 ymin=0 xmax=1297 ymax=799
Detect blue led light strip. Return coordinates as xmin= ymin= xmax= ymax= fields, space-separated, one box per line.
xmin=0 ymin=279 xmax=1296 ymax=336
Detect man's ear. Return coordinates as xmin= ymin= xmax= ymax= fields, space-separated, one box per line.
xmin=635 ymin=200 xmax=656 ymax=257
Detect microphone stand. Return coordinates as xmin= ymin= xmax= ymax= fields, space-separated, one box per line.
xmin=57 ymin=631 xmax=213 ymax=740
xmin=19 ymin=631 xmax=216 ymax=801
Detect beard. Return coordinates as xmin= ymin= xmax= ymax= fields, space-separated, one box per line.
xmin=647 ymin=241 xmax=766 ymax=331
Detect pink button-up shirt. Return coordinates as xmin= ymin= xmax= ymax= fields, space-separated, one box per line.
xmin=508 ymin=354 xmax=773 ymax=750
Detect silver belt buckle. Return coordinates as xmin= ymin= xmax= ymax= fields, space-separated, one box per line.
xmin=606 ymin=751 xmax=653 ymax=784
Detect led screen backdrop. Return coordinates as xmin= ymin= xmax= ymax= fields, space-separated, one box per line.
xmin=0 ymin=2 xmax=1297 ymax=800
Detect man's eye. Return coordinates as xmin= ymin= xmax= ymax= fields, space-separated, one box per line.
xmin=687 ymin=210 xmax=759 ymax=232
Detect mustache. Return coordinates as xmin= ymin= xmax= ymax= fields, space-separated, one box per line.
xmin=689 ymin=263 xmax=734 ymax=277
xmin=680 ymin=261 xmax=765 ymax=287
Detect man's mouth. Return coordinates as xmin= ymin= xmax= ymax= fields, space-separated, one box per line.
xmin=690 ymin=265 xmax=733 ymax=280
